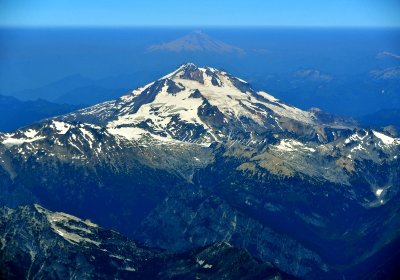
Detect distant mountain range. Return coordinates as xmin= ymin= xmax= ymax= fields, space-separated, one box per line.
xmin=293 ymin=69 xmax=333 ymax=82
xmin=148 ymin=31 xmax=245 ymax=54
xmin=1 ymin=63 xmax=399 ymax=279
xmin=0 ymin=95 xmax=81 ymax=132
xmin=12 ymin=74 xmax=94 ymax=101
xmin=10 ymin=74 xmax=132 ymax=105
xmin=252 ymin=66 xmax=400 ymax=117
xmin=357 ymin=108 xmax=400 ymax=130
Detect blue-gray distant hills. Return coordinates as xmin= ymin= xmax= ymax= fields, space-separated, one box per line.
xmin=0 ymin=95 xmax=81 ymax=132
xmin=148 ymin=30 xmax=245 ymax=54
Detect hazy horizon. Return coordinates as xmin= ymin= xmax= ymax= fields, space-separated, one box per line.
xmin=1 ymin=0 xmax=400 ymax=28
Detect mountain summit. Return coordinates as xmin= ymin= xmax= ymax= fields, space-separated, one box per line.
xmin=148 ymin=31 xmax=245 ymax=54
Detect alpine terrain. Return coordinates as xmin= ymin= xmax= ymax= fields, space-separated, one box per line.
xmin=0 ymin=204 xmax=290 ymax=279
xmin=1 ymin=63 xmax=399 ymax=279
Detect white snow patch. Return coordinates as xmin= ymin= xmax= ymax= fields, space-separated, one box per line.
xmin=373 ymin=130 xmax=399 ymax=146
xmin=110 ymin=254 xmax=132 ymax=262
xmin=107 ymin=126 xmax=147 ymax=141
xmin=107 ymin=125 xmax=197 ymax=147
xmin=79 ymin=128 xmax=94 ymax=148
xmin=375 ymin=189 xmax=384 ymax=197
xmin=350 ymin=144 xmax=366 ymax=153
xmin=234 ymin=77 xmax=248 ymax=83
xmin=52 ymin=121 xmax=71 ymax=134
xmin=2 ymin=134 xmax=45 ymax=147
xmin=344 ymin=131 xmax=368 ymax=144
xmin=273 ymin=139 xmax=316 ymax=153
xmin=124 ymin=267 xmax=136 ymax=272
xmin=24 ymin=129 xmax=39 ymax=138
xmin=196 ymin=258 xmax=212 ymax=269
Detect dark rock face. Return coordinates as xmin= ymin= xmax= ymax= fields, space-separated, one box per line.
xmin=166 ymin=79 xmax=185 ymax=95
xmin=180 ymin=63 xmax=206 ymax=84
xmin=189 ymin=89 xmax=203 ymax=98
xmin=228 ymin=76 xmax=253 ymax=93
xmin=205 ymin=68 xmax=222 ymax=86
xmin=198 ymin=97 xmax=226 ymax=129
xmin=135 ymin=189 xmax=330 ymax=278
xmin=129 ymin=79 xmax=166 ymax=114
xmin=0 ymin=64 xmax=399 ymax=279
xmin=0 ymin=205 xmax=291 ymax=280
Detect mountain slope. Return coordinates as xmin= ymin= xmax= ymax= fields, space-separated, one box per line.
xmin=0 ymin=63 xmax=399 ymax=279
xmin=0 ymin=204 xmax=290 ymax=280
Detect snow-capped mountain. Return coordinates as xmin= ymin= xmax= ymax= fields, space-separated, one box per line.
xmin=147 ymin=31 xmax=245 ymax=54
xmin=0 ymin=63 xmax=399 ymax=279
xmin=60 ymin=63 xmax=354 ymax=145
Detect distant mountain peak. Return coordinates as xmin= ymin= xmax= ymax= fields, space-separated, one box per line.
xmin=148 ymin=31 xmax=245 ymax=54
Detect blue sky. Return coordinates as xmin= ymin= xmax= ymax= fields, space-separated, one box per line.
xmin=1 ymin=0 xmax=399 ymax=27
